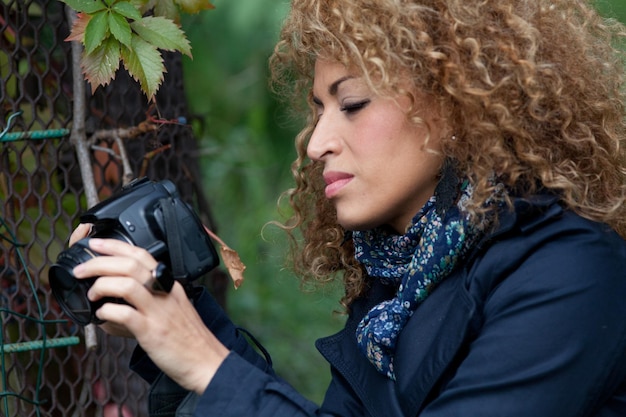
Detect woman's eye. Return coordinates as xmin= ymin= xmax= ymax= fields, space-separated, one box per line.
xmin=341 ymin=100 xmax=370 ymax=114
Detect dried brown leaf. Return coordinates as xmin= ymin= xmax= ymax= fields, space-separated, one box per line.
xmin=204 ymin=226 xmax=246 ymax=289
xmin=219 ymin=246 xmax=245 ymax=289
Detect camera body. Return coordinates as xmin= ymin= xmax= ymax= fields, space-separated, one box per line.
xmin=49 ymin=177 xmax=219 ymax=325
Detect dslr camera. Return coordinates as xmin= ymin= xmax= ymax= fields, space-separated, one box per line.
xmin=49 ymin=177 xmax=219 ymax=325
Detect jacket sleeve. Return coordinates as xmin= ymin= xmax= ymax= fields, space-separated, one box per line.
xmin=131 ymin=288 xmax=342 ymax=417
xmin=420 ymin=215 xmax=626 ymax=417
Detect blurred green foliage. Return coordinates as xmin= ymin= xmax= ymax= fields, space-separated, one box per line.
xmin=595 ymin=0 xmax=626 ymax=22
xmin=180 ymin=0 xmax=626 ymax=405
xmin=181 ymin=0 xmax=344 ymax=405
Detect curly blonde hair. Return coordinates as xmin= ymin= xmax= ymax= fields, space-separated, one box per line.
xmin=269 ymin=0 xmax=626 ymax=308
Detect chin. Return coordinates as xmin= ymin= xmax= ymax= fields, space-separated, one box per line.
xmin=337 ymin=216 xmax=378 ymax=232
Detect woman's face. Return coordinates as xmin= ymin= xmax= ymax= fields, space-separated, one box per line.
xmin=307 ymin=60 xmax=445 ymax=233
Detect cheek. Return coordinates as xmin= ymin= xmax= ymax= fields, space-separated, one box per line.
xmin=354 ymin=113 xmax=407 ymax=154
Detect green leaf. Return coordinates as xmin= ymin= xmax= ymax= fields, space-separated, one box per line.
xmin=58 ymin=0 xmax=106 ymax=14
xmin=111 ymin=1 xmax=143 ymax=21
xmin=84 ymin=10 xmax=109 ymax=54
xmin=130 ymin=16 xmax=191 ymax=57
xmin=121 ymin=34 xmax=165 ymax=101
xmin=173 ymin=0 xmax=214 ymax=14
xmin=81 ymin=36 xmax=121 ymax=88
xmin=153 ymin=0 xmax=180 ymax=23
xmin=109 ymin=10 xmax=132 ymax=47
xmin=130 ymin=0 xmax=153 ymax=15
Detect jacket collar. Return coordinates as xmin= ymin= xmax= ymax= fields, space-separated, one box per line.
xmin=316 ymin=279 xmax=405 ymax=416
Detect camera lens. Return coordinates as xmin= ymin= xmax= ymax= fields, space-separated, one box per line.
xmin=49 ymin=239 xmax=103 ymax=325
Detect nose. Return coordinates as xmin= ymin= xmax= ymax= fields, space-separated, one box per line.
xmin=306 ymin=113 xmax=341 ymax=161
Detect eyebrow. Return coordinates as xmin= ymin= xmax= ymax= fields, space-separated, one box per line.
xmin=329 ymin=76 xmax=355 ymax=96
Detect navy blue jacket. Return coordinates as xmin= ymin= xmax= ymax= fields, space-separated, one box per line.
xmin=131 ymin=196 xmax=626 ymax=416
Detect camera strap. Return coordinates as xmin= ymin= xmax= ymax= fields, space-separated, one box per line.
xmin=159 ymin=197 xmax=187 ymax=282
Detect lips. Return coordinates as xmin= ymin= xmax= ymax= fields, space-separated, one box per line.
xmin=323 ymin=171 xmax=354 ymax=199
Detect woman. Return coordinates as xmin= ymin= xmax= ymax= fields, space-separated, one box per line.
xmin=70 ymin=0 xmax=626 ymax=415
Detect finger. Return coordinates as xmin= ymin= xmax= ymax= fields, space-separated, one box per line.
xmin=87 ymin=275 xmax=152 ymax=307
xmin=87 ymin=238 xmax=157 ymax=268
xmin=94 ymin=301 xmax=141 ymax=329
xmin=73 ymin=255 xmax=155 ymax=283
xmin=89 ymin=278 xmax=181 ymax=329
xmin=69 ymin=223 xmax=92 ymax=246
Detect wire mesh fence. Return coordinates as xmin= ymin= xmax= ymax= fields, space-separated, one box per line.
xmin=1 ymin=1 xmax=225 ymax=415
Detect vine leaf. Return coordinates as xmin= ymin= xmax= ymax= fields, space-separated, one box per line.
xmin=66 ymin=12 xmax=91 ymax=42
xmin=60 ymin=0 xmax=106 ymax=14
xmin=108 ymin=9 xmax=132 ymax=47
xmin=153 ymin=0 xmax=181 ymax=23
xmin=111 ymin=1 xmax=142 ymax=20
xmin=82 ymin=37 xmax=121 ymax=87
xmin=174 ymin=0 xmax=214 ymax=14
xmin=60 ymin=0 xmax=213 ymax=100
xmin=131 ymin=16 xmax=191 ymax=57
xmin=121 ymin=34 xmax=165 ymax=101
xmin=84 ymin=9 xmax=109 ymax=53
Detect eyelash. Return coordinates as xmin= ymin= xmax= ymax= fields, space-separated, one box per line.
xmin=340 ymin=100 xmax=370 ymax=114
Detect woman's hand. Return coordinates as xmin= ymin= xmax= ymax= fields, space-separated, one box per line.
xmin=68 ymin=224 xmax=228 ymax=394
xmin=68 ymin=223 xmax=135 ymax=337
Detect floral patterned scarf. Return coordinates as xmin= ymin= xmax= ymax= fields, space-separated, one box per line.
xmin=353 ymin=181 xmax=486 ymax=380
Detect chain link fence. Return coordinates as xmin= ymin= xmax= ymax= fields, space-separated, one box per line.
xmin=1 ymin=1 xmax=226 ymax=415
